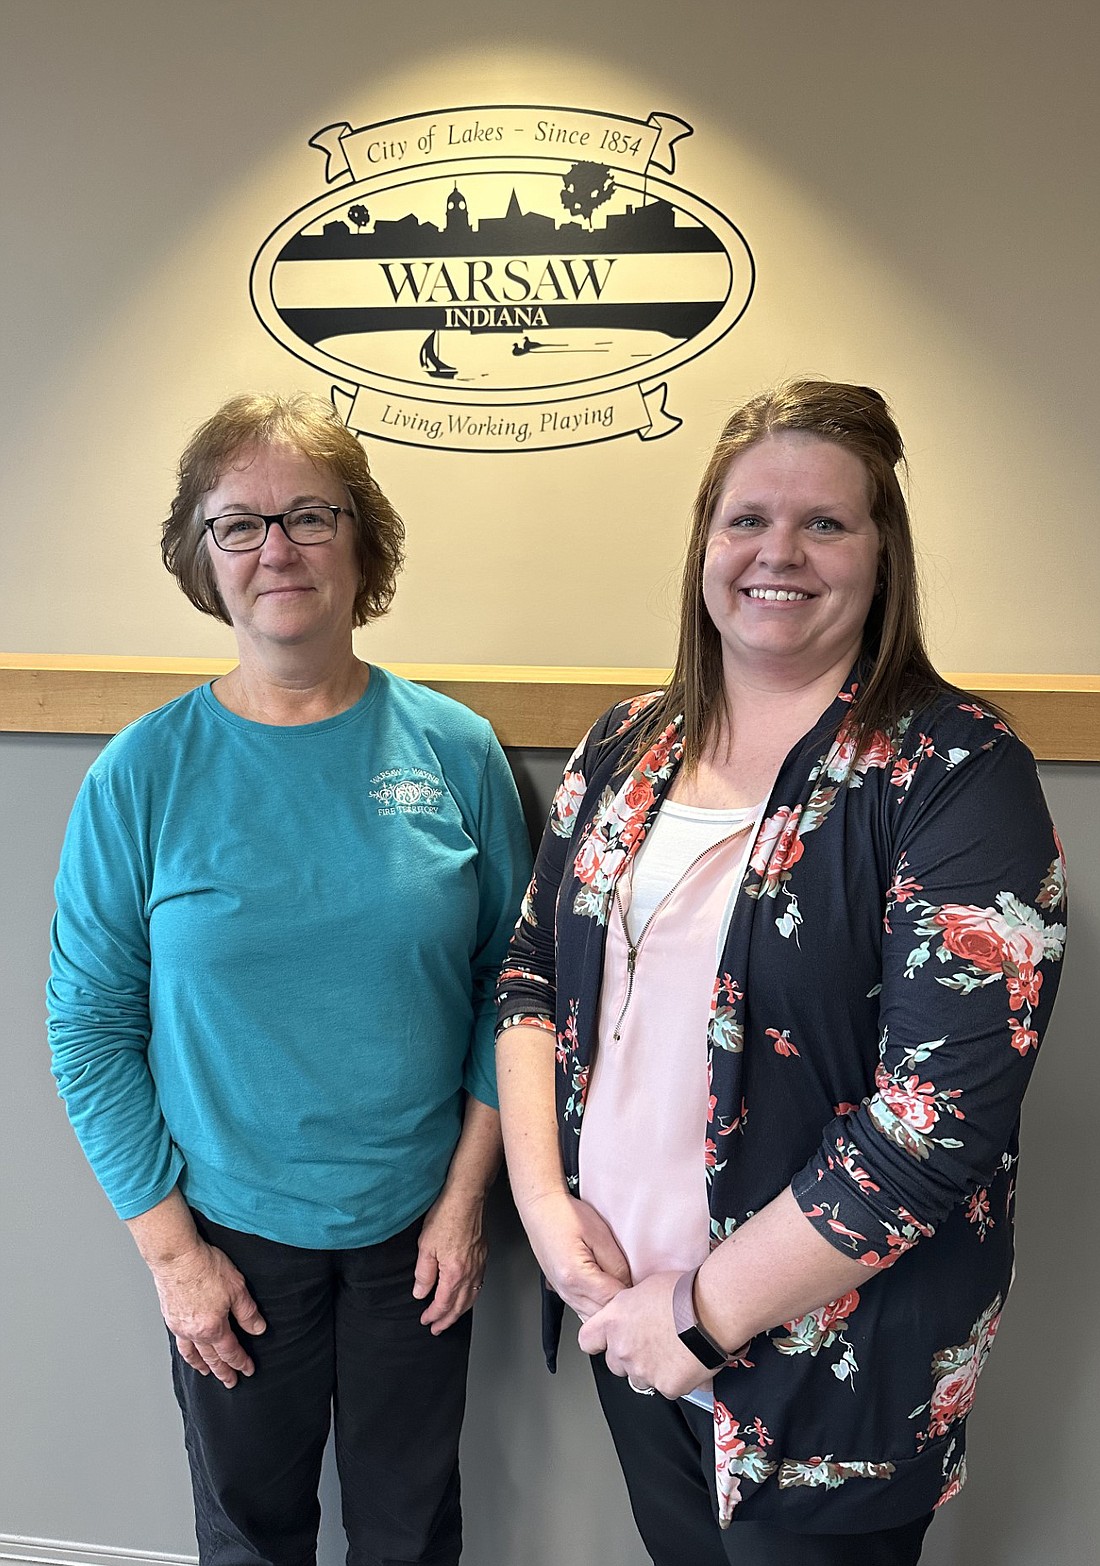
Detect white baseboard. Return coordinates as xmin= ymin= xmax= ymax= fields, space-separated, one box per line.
xmin=0 ymin=1537 xmax=196 ymax=1566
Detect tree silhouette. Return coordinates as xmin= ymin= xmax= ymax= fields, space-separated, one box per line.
xmin=347 ymin=203 xmax=370 ymax=233
xmin=560 ymin=162 xmax=615 ymax=227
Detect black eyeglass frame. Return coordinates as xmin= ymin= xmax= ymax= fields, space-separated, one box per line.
xmin=203 ymin=505 xmax=352 ymax=553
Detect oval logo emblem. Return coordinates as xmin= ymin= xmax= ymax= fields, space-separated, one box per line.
xmin=252 ymin=106 xmax=754 ymax=452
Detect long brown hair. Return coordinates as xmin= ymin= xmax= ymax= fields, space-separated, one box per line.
xmin=629 ymin=380 xmax=959 ymax=771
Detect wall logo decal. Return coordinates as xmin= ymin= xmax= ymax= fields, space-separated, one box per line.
xmin=251 ymin=105 xmax=754 ymax=452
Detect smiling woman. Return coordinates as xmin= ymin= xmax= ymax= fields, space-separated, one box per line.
xmin=199 ymin=445 xmax=364 ymax=689
xmin=701 ymin=432 xmax=881 ymax=689
xmin=159 ymin=393 xmax=406 ymax=725
xmin=47 ymin=392 xmax=531 ymax=1566
xmin=495 ymin=380 xmax=1066 ymax=1566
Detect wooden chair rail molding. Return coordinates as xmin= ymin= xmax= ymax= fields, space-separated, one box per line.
xmin=1 ymin=655 xmax=1099 ymax=760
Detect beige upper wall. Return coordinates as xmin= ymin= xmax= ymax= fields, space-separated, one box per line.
xmin=2 ymin=0 xmax=1096 ymax=673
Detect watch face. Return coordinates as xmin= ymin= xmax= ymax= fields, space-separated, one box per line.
xmin=678 ymin=1322 xmax=728 ymax=1372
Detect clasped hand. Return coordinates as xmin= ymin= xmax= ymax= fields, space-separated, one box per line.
xmin=521 ymin=1191 xmax=632 ymax=1321
xmin=578 ymin=1271 xmax=716 ymax=1401
xmin=521 ymin=1193 xmax=713 ymax=1398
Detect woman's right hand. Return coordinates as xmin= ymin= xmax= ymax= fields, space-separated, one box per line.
xmin=125 ymin=1190 xmax=266 ymax=1388
xmin=521 ymin=1190 xmax=632 ymax=1321
xmin=149 ymin=1238 xmax=267 ymax=1389
xmin=496 ymin=1023 xmax=630 ymax=1320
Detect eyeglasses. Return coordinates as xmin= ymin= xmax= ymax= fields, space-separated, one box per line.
xmin=204 ymin=505 xmax=350 ymax=553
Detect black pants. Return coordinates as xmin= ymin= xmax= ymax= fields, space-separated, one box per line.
xmin=170 ymin=1212 xmax=472 ymax=1566
xmin=593 ymin=1357 xmax=934 ymax=1566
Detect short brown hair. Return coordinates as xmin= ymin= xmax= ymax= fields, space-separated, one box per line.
xmin=161 ymin=392 xmax=405 ymax=627
xmin=632 ymin=379 xmax=951 ymax=771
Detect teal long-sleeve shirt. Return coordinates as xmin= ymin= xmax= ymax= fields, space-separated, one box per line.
xmin=47 ymin=668 xmax=531 ymax=1248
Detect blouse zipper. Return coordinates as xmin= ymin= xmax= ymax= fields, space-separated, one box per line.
xmin=611 ymin=939 xmax=638 ymax=1043
xmin=610 ymin=823 xmax=752 ymax=1044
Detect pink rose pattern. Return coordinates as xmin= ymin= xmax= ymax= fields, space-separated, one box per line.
xmin=749 ymin=804 xmax=807 ymax=881
xmin=1037 ymin=824 xmax=1068 ymax=911
xmin=742 ymin=790 xmax=836 ymax=942
xmin=777 ymin=1456 xmax=894 ymax=1491
xmin=933 ymin=1439 xmax=967 ymax=1509
xmin=548 ymin=730 xmax=590 ymax=841
xmin=867 ymin=1044 xmax=966 ymax=1162
xmin=549 ymin=769 xmax=586 ymax=840
xmin=910 ymin=1297 xmax=1002 ymax=1449
xmin=898 ymin=890 xmax=1065 ymax=1060
xmin=611 ymin=687 xmax=665 ymax=736
xmin=821 ymin=715 xmax=900 ymax=787
xmin=884 ymin=852 xmax=922 ymax=934
xmin=569 ymin=721 xmax=681 ymax=925
xmin=965 ymin=1187 xmax=993 ymax=1242
xmin=555 ymin=997 xmax=588 ymax=1155
xmin=498 ymin=686 xmax=1066 ymax=1529
xmin=517 ymin=870 xmax=539 ymax=929
xmin=771 ymin=1290 xmax=862 ymax=1387
xmin=705 ymin=1059 xmax=743 ymax=1183
xmin=708 ymin=972 xmax=745 ymax=1055
xmin=714 ymin=1403 xmax=777 ymax=1516
xmin=739 ymin=703 xmax=910 ymax=938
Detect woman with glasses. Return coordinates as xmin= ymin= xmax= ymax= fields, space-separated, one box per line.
xmin=47 ymin=392 xmax=530 ymax=1566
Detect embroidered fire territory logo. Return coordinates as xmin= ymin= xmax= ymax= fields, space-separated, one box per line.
xmin=368 ymin=767 xmax=445 ymax=817
xmin=251 ymin=105 xmax=754 ymax=453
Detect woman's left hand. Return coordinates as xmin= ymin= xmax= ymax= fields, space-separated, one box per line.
xmin=578 ymin=1271 xmax=715 ymax=1400
xmin=413 ymin=1187 xmax=488 ymax=1334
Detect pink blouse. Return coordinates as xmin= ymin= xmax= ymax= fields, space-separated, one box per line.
xmin=579 ymin=807 xmax=759 ymax=1282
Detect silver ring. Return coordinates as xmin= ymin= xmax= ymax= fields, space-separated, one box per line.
xmin=627 ymin=1377 xmax=655 ymax=1396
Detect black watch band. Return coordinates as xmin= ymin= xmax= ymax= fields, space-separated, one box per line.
xmin=672 ymin=1267 xmax=730 ymax=1372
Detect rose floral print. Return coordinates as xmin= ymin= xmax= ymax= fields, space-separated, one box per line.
xmin=867 ymin=1034 xmax=966 ymax=1162
xmin=934 ymin=1439 xmax=967 ymax=1509
xmin=890 ymin=873 xmax=1066 ymax=1071
xmin=777 ymin=1457 xmax=895 ymax=1490
xmin=549 ymin=769 xmax=586 ymax=840
xmin=909 ymin=1297 xmax=1002 ymax=1448
xmin=714 ymin=1403 xmax=777 ymax=1514
xmin=772 ymin=1290 xmax=862 ymax=1387
xmin=497 ymin=667 xmax=1064 ymax=1531
xmin=708 ymin=972 xmax=745 ymax=1054
xmin=570 ymin=722 xmax=681 ymax=923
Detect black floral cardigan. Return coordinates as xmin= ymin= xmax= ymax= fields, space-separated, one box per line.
xmin=497 ymin=672 xmax=1065 ymax=1530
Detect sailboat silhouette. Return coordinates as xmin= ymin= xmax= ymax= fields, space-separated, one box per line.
xmin=419 ymin=330 xmax=457 ymax=379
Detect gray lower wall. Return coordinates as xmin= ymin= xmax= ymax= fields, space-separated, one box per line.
xmin=2 ymin=736 xmax=1093 ymax=1565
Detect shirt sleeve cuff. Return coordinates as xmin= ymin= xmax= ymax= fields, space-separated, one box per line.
xmin=791 ymin=1136 xmax=936 ymax=1273
xmin=495 ymin=1011 xmax=556 ymax=1041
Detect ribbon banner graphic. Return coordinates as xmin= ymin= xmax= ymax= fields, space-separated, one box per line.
xmin=252 ymin=104 xmax=754 ymax=453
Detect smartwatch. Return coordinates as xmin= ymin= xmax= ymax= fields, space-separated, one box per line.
xmin=672 ymin=1266 xmax=731 ymax=1371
